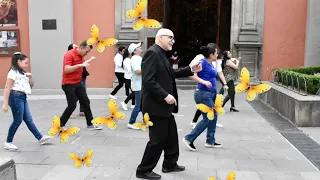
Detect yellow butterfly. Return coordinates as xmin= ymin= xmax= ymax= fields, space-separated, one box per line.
xmin=208 ymin=177 xmax=216 ymax=180
xmin=86 ymin=24 xmax=118 ymax=53
xmin=196 ymin=94 xmax=225 ymax=120
xmin=126 ymin=0 xmax=162 ymax=31
xmin=91 ymin=99 xmax=125 ymax=130
xmin=235 ymin=67 xmax=271 ymax=101
xmin=133 ymin=113 xmax=153 ymax=131
xmin=48 ymin=116 xmax=80 ymax=143
xmin=227 ymin=171 xmax=236 ymax=180
xmin=69 ymin=149 xmax=93 ymax=168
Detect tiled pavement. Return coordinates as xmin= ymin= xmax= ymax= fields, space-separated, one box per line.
xmin=0 ymin=89 xmax=320 ymax=180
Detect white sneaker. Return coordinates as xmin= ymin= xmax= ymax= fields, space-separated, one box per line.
xmin=121 ymin=102 xmax=128 ymax=111
xmin=87 ymin=125 xmax=103 ymax=130
xmin=216 ymin=123 xmax=224 ymax=128
xmin=130 ymin=105 xmax=135 ymax=109
xmin=127 ymin=124 xmax=140 ymax=130
xmin=190 ymin=122 xmax=197 ymax=129
xmin=4 ymin=142 xmax=18 ymax=150
xmin=39 ymin=135 xmax=53 ymax=145
xmin=108 ymin=94 xmax=117 ymax=99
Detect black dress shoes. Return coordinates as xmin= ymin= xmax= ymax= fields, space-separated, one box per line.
xmin=136 ymin=171 xmax=161 ymax=179
xmin=162 ymin=165 xmax=185 ymax=173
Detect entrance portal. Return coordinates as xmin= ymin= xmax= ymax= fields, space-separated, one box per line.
xmin=147 ymin=0 xmax=232 ymax=67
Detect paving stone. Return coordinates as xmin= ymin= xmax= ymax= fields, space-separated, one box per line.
xmin=259 ymin=172 xmax=304 ymax=180
xmin=0 ymin=90 xmax=319 ymax=180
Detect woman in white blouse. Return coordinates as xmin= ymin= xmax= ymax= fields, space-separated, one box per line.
xmin=121 ymin=49 xmax=135 ymax=110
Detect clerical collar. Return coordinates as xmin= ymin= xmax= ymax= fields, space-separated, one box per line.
xmin=154 ymin=44 xmax=166 ymax=55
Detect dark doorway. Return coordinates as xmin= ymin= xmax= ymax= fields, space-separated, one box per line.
xmin=165 ymin=0 xmax=232 ymax=67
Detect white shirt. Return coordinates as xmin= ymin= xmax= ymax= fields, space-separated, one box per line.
xmin=123 ymin=57 xmax=132 ymax=79
xmin=131 ymin=55 xmax=142 ymax=91
xmin=194 ymin=54 xmax=222 ymax=72
xmin=114 ymin=53 xmax=125 ymax=73
xmin=7 ymin=69 xmax=31 ymax=95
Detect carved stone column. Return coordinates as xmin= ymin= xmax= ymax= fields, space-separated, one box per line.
xmin=233 ymin=0 xmax=264 ymax=80
xmin=115 ymin=0 xmax=146 ymax=49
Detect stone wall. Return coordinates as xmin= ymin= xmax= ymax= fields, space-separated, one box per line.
xmin=259 ymin=82 xmax=320 ymax=127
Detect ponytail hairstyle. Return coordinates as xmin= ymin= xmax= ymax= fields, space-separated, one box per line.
xmin=199 ymin=44 xmax=217 ymax=59
xmin=11 ymin=52 xmax=28 ymax=75
xmin=121 ymin=49 xmax=130 ymax=68
xmin=221 ymin=50 xmax=231 ymax=70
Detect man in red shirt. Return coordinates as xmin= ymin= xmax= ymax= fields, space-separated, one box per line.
xmin=60 ymin=40 xmax=102 ymax=130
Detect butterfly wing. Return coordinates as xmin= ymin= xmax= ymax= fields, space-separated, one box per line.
xmin=133 ymin=122 xmax=147 ymax=131
xmin=136 ymin=0 xmax=147 ymax=14
xmin=60 ymin=127 xmax=80 ymax=143
xmin=126 ymin=10 xmax=140 ymax=18
xmin=227 ymin=171 xmax=236 ymax=180
xmin=108 ymin=99 xmax=119 ymax=114
xmin=208 ymin=177 xmax=216 ymax=180
xmin=235 ymin=67 xmax=250 ymax=93
xmin=143 ymin=113 xmax=153 ymax=126
xmin=48 ymin=116 xmax=61 ymax=136
xmin=133 ymin=18 xmax=145 ymax=31
xmin=92 ymin=117 xmax=117 ymax=130
xmin=69 ymin=153 xmax=83 ymax=168
xmin=214 ymin=94 xmax=225 ymax=115
xmin=207 ymin=110 xmax=215 ymax=120
xmin=144 ymin=19 xmax=162 ymax=29
xmin=113 ymin=111 xmax=126 ymax=120
xmin=96 ymin=38 xmax=118 ymax=53
xmin=87 ymin=24 xmax=99 ymax=45
xmin=83 ymin=149 xmax=93 ymax=167
xmin=196 ymin=104 xmax=211 ymax=113
xmin=247 ymin=84 xmax=272 ymax=101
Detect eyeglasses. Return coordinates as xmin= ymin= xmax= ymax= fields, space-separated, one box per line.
xmin=160 ymin=35 xmax=175 ymax=41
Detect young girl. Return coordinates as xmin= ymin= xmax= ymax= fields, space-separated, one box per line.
xmin=2 ymin=52 xmax=53 ymax=150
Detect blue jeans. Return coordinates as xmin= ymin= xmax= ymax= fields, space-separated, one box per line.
xmin=129 ymin=91 xmax=141 ymax=124
xmin=185 ymin=89 xmax=218 ymax=144
xmin=6 ymin=91 xmax=42 ymax=142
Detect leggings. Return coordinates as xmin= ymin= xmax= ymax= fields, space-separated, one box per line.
xmin=222 ymin=80 xmax=235 ymax=108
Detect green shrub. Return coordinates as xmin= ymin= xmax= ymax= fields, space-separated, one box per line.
xmin=275 ymin=67 xmax=320 ymax=95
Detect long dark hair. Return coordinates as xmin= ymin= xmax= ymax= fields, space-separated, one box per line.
xmin=11 ymin=52 xmax=28 ymax=75
xmin=221 ymin=50 xmax=230 ymax=70
xmin=199 ymin=44 xmax=217 ymax=59
xmin=68 ymin=44 xmax=74 ymax=51
xmin=122 ymin=49 xmax=130 ymax=68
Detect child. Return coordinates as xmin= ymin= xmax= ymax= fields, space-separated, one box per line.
xmin=2 ymin=52 xmax=53 ymax=150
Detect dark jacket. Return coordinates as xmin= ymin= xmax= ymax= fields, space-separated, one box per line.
xmin=141 ymin=44 xmax=193 ymax=117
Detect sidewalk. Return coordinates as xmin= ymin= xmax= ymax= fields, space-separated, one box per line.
xmin=0 ymin=89 xmax=319 ymax=180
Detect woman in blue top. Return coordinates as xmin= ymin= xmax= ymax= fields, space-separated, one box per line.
xmin=183 ymin=44 xmax=222 ymax=151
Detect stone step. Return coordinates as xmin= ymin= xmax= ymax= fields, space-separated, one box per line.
xmin=0 ymin=158 xmax=17 ymax=180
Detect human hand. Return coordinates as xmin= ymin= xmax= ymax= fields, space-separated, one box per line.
xmin=2 ymin=104 xmax=8 ymax=112
xmin=223 ymin=84 xmax=229 ymax=91
xmin=203 ymin=81 xmax=212 ymax=88
xmin=81 ymin=61 xmax=90 ymax=68
xmin=164 ymin=94 xmax=177 ymax=105
xmin=189 ymin=59 xmax=202 ymax=72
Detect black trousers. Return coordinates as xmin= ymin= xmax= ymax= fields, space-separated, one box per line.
xmin=222 ymin=80 xmax=236 ymax=107
xmin=110 ymin=72 xmax=129 ymax=96
xmin=124 ymin=78 xmax=135 ymax=105
xmin=60 ymin=83 xmax=93 ymax=127
xmin=137 ymin=115 xmax=179 ymax=173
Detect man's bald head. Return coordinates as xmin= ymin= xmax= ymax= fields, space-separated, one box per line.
xmin=155 ymin=28 xmax=175 ymax=51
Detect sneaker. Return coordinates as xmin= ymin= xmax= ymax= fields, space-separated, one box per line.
xmin=205 ymin=142 xmax=222 ymax=148
xmin=79 ymin=112 xmax=85 ymax=116
xmin=39 ymin=135 xmax=53 ymax=145
xmin=182 ymin=137 xmax=196 ymax=151
xmin=87 ymin=125 xmax=102 ymax=130
xmin=121 ymin=102 xmax=128 ymax=111
xmin=109 ymin=94 xmax=117 ymax=99
xmin=127 ymin=124 xmax=140 ymax=130
xmin=216 ymin=123 xmax=223 ymax=128
xmin=4 ymin=142 xmax=18 ymax=150
xmin=130 ymin=105 xmax=135 ymax=109
xmin=70 ymin=114 xmax=76 ymax=118
xmin=190 ymin=122 xmax=197 ymax=129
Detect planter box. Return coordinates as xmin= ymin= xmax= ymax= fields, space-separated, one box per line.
xmin=0 ymin=158 xmax=17 ymax=180
xmin=259 ymin=82 xmax=320 ymax=127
